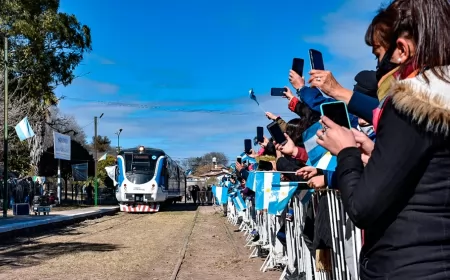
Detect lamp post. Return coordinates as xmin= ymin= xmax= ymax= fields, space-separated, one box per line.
xmin=2 ymin=35 xmax=8 ymax=218
xmin=94 ymin=113 xmax=104 ymax=206
xmin=115 ymin=128 xmax=122 ymax=154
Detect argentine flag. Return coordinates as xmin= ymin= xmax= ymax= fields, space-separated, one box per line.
xmin=231 ymin=191 xmax=247 ymax=212
xmin=302 ymin=122 xmax=337 ymax=171
xmin=212 ymin=185 xmax=228 ymax=204
xmin=255 ymin=172 xmax=280 ymax=210
xmin=268 ymin=182 xmax=299 ymax=215
xmin=239 ymin=152 xmax=257 ymax=165
xmin=15 ymin=117 xmax=35 ymax=141
xmin=245 ymin=171 xmax=256 ymax=192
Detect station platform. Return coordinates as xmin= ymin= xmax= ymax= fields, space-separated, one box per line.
xmin=0 ymin=206 xmax=119 ymax=237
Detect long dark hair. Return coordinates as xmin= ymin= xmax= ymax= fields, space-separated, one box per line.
xmin=389 ymin=0 xmax=450 ymax=83
xmin=285 ymin=118 xmax=314 ymax=148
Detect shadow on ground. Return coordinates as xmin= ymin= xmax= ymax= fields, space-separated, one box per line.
xmin=159 ymin=202 xmax=201 ymax=212
xmin=0 ymin=242 xmax=120 ymax=268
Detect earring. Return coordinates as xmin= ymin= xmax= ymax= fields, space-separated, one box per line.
xmin=397 ymin=58 xmax=402 ymax=63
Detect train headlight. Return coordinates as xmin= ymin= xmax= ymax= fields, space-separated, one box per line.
xmin=138 ymin=146 xmax=145 ymax=153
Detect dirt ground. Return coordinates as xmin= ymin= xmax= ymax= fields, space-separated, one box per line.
xmin=0 ymin=204 xmax=280 ymax=280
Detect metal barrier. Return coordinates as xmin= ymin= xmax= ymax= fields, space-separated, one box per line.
xmin=223 ymin=187 xmax=362 ymax=280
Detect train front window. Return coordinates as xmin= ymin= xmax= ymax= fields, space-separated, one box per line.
xmin=124 ymin=153 xmax=158 ymax=176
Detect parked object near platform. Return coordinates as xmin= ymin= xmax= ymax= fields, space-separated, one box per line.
xmin=13 ymin=203 xmax=30 ymax=216
xmin=110 ymin=146 xmax=186 ymax=213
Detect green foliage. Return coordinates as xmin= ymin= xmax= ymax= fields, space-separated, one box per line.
xmin=0 ymin=0 xmax=92 ymax=175
xmin=97 ymin=155 xmax=116 ymax=187
xmin=8 ymin=138 xmax=31 ymax=175
xmin=91 ymin=135 xmax=111 ymax=153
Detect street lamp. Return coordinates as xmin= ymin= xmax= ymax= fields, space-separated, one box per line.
xmin=94 ymin=113 xmax=104 ymax=206
xmin=115 ymin=128 xmax=122 ymax=153
xmin=2 ymin=35 xmax=8 ymax=218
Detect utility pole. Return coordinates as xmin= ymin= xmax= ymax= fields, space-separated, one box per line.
xmin=93 ymin=113 xmax=103 ymax=206
xmin=116 ymin=128 xmax=122 ymax=154
xmin=94 ymin=116 xmax=98 ymax=206
xmin=2 ymin=36 xmax=8 ymax=217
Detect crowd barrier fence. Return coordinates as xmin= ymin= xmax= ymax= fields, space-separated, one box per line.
xmin=223 ymin=187 xmax=362 ymax=280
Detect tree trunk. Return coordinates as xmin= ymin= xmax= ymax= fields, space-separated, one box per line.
xmin=28 ymin=116 xmax=46 ymax=175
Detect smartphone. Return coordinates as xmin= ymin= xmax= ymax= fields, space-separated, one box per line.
xmin=256 ymin=127 xmax=264 ymax=143
xmin=267 ymin=121 xmax=287 ymax=145
xmin=236 ymin=157 xmax=242 ymax=164
xmin=309 ymin=49 xmax=325 ymax=70
xmin=320 ymin=101 xmax=351 ymax=129
xmin=258 ymin=160 xmax=273 ymax=171
xmin=292 ymin=58 xmax=304 ymax=77
xmin=244 ymin=139 xmax=252 ymax=154
xmin=270 ymin=87 xmax=285 ymax=96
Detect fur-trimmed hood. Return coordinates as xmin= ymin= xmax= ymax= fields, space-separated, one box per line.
xmin=390 ymin=67 xmax=450 ymax=136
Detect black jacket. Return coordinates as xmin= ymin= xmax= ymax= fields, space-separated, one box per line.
xmin=336 ymin=69 xmax=450 ymax=280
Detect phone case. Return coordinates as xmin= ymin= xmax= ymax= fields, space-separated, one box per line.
xmin=320 ymin=101 xmax=351 ymax=129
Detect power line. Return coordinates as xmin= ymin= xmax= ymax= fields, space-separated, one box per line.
xmin=61 ymin=96 xmax=295 ymax=117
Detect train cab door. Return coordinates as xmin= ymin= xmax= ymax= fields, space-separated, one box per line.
xmin=162 ymin=158 xmax=169 ymax=191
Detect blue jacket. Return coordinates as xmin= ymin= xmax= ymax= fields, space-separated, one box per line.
xmin=298 ymin=87 xmax=359 ymax=128
xmin=347 ymin=91 xmax=379 ymax=124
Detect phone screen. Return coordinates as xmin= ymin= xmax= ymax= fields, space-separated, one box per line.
xmin=270 ymin=88 xmax=285 ymax=96
xmin=267 ymin=122 xmax=287 ymax=145
xmin=321 ymin=102 xmax=351 ymax=129
xmin=257 ymin=127 xmax=264 ymax=142
xmin=292 ymin=58 xmax=304 ymax=77
xmin=309 ymin=49 xmax=325 ymax=70
xmin=244 ymin=139 xmax=252 ymax=153
xmin=236 ymin=157 xmax=242 ymax=164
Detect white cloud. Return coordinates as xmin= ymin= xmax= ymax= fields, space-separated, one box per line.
xmin=71 ymin=78 xmax=119 ymax=94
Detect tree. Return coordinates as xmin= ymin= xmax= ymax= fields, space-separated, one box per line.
xmin=181 ymin=152 xmax=229 ymax=175
xmin=39 ymin=139 xmax=94 ymax=200
xmin=0 ymin=0 xmax=92 ymax=175
xmin=91 ymin=136 xmax=111 ymax=153
xmin=43 ymin=107 xmax=87 ymax=149
xmin=97 ymin=155 xmax=116 ymax=190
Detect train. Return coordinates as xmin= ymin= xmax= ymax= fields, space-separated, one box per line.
xmin=114 ymin=146 xmax=186 ymax=212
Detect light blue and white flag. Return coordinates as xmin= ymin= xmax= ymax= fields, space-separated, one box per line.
xmin=212 ymin=185 xmax=228 ymax=204
xmin=268 ymin=182 xmax=299 ymax=215
xmin=255 ymin=172 xmax=280 ymax=210
xmin=231 ymin=191 xmax=247 ymax=212
xmin=245 ymin=171 xmax=256 ymax=192
xmin=239 ymin=152 xmax=257 ymax=165
xmin=15 ymin=116 xmax=35 ymax=141
xmin=302 ymin=122 xmax=337 ymax=171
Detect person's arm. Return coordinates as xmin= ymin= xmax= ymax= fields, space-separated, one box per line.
xmin=323 ymin=170 xmax=337 ymax=189
xmin=336 ymin=101 xmax=432 ymax=229
xmin=298 ymin=86 xmax=331 ymax=113
xmin=292 ymin=147 xmax=308 ymax=164
xmin=347 ymin=91 xmax=379 ymax=124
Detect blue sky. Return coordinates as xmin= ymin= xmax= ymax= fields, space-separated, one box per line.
xmin=56 ymin=0 xmax=386 ymax=163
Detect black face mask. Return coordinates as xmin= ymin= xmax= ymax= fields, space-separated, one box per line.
xmin=376 ymin=48 xmax=398 ymax=82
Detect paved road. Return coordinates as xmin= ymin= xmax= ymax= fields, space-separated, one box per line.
xmin=0 ymin=204 xmax=279 ymax=280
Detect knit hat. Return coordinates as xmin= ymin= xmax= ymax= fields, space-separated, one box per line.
xmin=353 ymin=70 xmax=378 ymax=98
